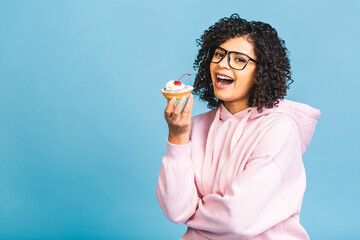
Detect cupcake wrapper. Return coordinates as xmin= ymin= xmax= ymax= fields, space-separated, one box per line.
xmin=161 ymin=90 xmax=193 ymax=100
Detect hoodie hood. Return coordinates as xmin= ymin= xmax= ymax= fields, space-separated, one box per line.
xmin=219 ymin=99 xmax=321 ymax=155
xmin=199 ymin=98 xmax=321 ymax=195
xmin=251 ymin=99 xmax=321 ymax=154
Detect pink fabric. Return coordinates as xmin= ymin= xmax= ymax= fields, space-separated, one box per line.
xmin=156 ymin=99 xmax=321 ymax=240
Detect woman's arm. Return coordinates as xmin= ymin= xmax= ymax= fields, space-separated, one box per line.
xmin=156 ymin=140 xmax=200 ymax=224
xmin=156 ymin=94 xmax=200 ymax=224
xmin=186 ymin=118 xmax=306 ymax=240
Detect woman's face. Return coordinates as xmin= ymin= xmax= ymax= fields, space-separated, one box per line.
xmin=210 ymin=36 xmax=257 ymax=110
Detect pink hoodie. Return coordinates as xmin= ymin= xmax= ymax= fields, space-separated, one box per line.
xmin=156 ymin=99 xmax=321 ymax=240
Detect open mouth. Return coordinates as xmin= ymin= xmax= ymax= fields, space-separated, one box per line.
xmin=215 ymin=73 xmax=235 ymax=87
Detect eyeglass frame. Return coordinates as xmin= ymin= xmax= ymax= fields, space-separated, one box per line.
xmin=207 ymin=46 xmax=258 ymax=70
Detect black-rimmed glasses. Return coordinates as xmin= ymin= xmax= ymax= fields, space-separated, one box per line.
xmin=207 ymin=46 xmax=258 ymax=70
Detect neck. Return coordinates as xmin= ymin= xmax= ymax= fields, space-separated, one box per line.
xmin=224 ymin=100 xmax=249 ymax=115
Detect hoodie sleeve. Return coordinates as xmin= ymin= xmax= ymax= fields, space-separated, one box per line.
xmin=156 ymin=140 xmax=200 ymax=224
xmin=185 ymin=118 xmax=306 ymax=240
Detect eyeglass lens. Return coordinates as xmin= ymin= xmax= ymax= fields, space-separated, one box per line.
xmin=211 ymin=48 xmax=248 ymax=70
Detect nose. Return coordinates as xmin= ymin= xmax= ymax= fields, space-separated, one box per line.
xmin=217 ymin=53 xmax=230 ymax=69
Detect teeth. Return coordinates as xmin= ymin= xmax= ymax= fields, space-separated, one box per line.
xmin=217 ymin=74 xmax=233 ymax=80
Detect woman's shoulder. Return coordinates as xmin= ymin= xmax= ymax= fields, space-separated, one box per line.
xmin=259 ymin=112 xmax=297 ymax=125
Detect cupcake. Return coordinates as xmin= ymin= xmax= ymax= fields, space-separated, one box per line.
xmin=161 ymin=74 xmax=194 ymax=100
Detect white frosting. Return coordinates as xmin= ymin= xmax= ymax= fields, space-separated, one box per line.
xmin=165 ymin=81 xmax=186 ymax=90
xmin=162 ymin=81 xmax=194 ymax=93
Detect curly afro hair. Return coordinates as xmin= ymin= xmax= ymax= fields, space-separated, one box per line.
xmin=193 ymin=13 xmax=293 ymax=113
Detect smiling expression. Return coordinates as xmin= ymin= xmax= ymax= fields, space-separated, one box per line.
xmin=210 ymin=36 xmax=257 ymax=112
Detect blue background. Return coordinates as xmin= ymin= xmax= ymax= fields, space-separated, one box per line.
xmin=1 ymin=0 xmax=359 ymax=239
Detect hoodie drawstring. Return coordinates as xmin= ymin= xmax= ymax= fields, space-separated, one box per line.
xmin=219 ymin=109 xmax=252 ymax=194
xmin=201 ymin=108 xmax=252 ymax=196
xmin=201 ymin=108 xmax=221 ymax=195
xmin=230 ymin=109 xmax=252 ymax=153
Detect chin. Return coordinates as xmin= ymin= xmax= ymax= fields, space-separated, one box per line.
xmin=214 ymin=92 xmax=231 ymax=102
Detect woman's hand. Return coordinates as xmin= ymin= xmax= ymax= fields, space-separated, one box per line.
xmin=164 ymin=94 xmax=193 ymax=145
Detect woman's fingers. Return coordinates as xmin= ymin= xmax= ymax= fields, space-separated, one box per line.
xmin=182 ymin=94 xmax=193 ymax=117
xmin=164 ymin=95 xmax=193 ymax=121
xmin=173 ymin=96 xmax=186 ymax=117
xmin=164 ymin=97 xmax=176 ymax=119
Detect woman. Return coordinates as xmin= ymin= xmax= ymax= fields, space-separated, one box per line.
xmin=156 ymin=14 xmax=321 ymax=240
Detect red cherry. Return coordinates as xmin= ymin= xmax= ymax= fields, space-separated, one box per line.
xmin=174 ymin=81 xmax=182 ymax=86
